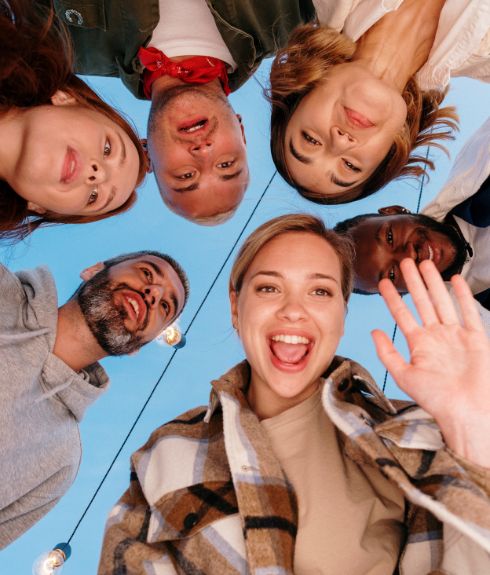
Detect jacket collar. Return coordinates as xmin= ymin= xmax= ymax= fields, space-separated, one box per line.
xmin=204 ymin=356 xmax=396 ymax=421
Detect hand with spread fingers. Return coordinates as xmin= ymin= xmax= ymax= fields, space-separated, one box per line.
xmin=372 ymin=258 xmax=490 ymax=468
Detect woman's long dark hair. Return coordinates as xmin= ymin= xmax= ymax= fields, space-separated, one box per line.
xmin=0 ymin=0 xmax=147 ymax=241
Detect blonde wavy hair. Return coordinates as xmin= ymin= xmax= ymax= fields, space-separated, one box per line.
xmin=229 ymin=213 xmax=355 ymax=303
xmin=267 ymin=25 xmax=459 ymax=205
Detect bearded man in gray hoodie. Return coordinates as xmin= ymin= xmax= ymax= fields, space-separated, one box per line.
xmin=0 ymin=250 xmax=189 ymax=548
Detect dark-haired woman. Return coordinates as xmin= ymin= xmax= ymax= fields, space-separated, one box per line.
xmin=99 ymin=214 xmax=490 ymax=575
xmin=0 ymin=0 xmax=147 ymax=241
xmin=269 ymin=0 xmax=489 ymax=205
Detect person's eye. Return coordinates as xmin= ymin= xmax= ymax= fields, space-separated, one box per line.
xmin=87 ymin=189 xmax=98 ymax=205
xmin=312 ymin=287 xmax=332 ymax=297
xmin=177 ymin=171 xmax=195 ymax=180
xmin=386 ymin=226 xmax=394 ymax=246
xmin=103 ymin=138 xmax=112 ymax=157
xmin=141 ymin=267 xmax=153 ymax=282
xmin=256 ymin=285 xmax=278 ymax=294
xmin=302 ymin=131 xmax=321 ymax=146
xmin=388 ymin=268 xmax=396 ymax=282
xmin=161 ymin=300 xmax=170 ymax=314
xmin=217 ymin=160 xmax=235 ymax=169
xmin=342 ymin=159 xmax=361 ymax=173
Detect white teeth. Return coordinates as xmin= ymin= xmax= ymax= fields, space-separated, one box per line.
xmin=271 ymin=334 xmax=310 ymax=345
xmin=127 ymin=297 xmax=139 ymax=317
xmin=428 ymin=245 xmax=433 ymax=261
xmin=182 ymin=121 xmax=206 ymax=133
xmin=69 ymin=159 xmax=75 ymax=175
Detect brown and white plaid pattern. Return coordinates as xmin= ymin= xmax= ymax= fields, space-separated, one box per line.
xmin=99 ymin=358 xmax=490 ymax=574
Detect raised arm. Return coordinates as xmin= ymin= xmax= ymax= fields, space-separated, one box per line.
xmin=372 ymin=258 xmax=490 ymax=468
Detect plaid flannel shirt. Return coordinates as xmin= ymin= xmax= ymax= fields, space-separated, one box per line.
xmin=99 ymin=357 xmax=490 ymax=574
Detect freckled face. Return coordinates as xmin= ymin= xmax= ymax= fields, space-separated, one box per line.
xmin=230 ymin=232 xmax=345 ymax=416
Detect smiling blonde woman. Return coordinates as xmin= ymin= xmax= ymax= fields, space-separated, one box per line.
xmin=0 ymin=0 xmax=148 ymax=241
xmin=99 ymin=214 xmax=490 ymax=575
xmin=269 ymin=0 xmax=489 ymax=204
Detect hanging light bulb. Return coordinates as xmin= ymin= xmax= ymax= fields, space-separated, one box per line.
xmin=33 ymin=543 xmax=71 ymax=575
xmin=156 ymin=323 xmax=186 ymax=349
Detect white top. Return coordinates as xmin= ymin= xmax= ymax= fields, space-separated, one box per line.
xmin=423 ymin=117 xmax=490 ymax=334
xmin=313 ymin=0 xmax=490 ymax=90
xmin=150 ymin=0 xmax=236 ymax=70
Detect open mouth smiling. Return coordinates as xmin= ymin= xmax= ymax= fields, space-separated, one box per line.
xmin=269 ymin=333 xmax=314 ymax=372
xmin=414 ymin=239 xmax=441 ymax=267
xmin=119 ymin=290 xmax=148 ymax=330
xmin=178 ymin=118 xmax=208 ymax=134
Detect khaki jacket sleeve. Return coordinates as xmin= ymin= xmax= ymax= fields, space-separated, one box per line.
xmin=98 ymin=469 xmax=177 ymax=575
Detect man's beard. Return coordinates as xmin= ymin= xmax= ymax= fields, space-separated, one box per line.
xmin=413 ymin=214 xmax=469 ymax=280
xmin=77 ymin=268 xmax=146 ymax=356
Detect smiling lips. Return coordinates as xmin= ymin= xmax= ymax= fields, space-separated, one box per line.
xmin=60 ymin=147 xmax=80 ymax=184
xmin=414 ymin=236 xmax=442 ymax=268
xmin=269 ymin=333 xmax=313 ymax=372
xmin=120 ymin=290 xmax=147 ymax=329
xmin=178 ymin=117 xmax=209 ymax=134
xmin=344 ymin=107 xmax=375 ymax=129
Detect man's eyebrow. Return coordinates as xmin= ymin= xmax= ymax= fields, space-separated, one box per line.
xmin=374 ymin=224 xmax=389 ymax=283
xmin=141 ymin=260 xmax=181 ymax=316
xmin=118 ymin=133 xmax=126 ymax=166
xmin=171 ymin=183 xmax=200 ymax=193
xmin=141 ymin=259 xmax=164 ymax=278
xmin=220 ymin=169 xmax=243 ymax=182
xmin=289 ymin=139 xmax=312 ymax=164
xmin=167 ymin=291 xmax=179 ymax=320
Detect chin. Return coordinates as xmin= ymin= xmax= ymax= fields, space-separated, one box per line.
xmin=271 ymin=375 xmax=318 ymax=399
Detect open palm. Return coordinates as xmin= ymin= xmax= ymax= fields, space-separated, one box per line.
xmin=372 ymin=259 xmax=490 ymax=467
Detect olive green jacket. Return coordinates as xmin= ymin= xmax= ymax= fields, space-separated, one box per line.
xmin=53 ymin=0 xmax=315 ymax=99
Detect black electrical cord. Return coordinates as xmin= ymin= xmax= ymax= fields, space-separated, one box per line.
xmin=66 ymin=171 xmax=277 ymax=544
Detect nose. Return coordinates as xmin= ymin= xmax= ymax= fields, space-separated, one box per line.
xmin=189 ymin=139 xmax=213 ymax=156
xmin=277 ymin=293 xmax=307 ymax=323
xmin=330 ymin=127 xmax=356 ymax=153
xmin=395 ymin=242 xmax=417 ymax=262
xmin=87 ymin=160 xmax=107 ymax=185
xmin=143 ymin=284 xmax=165 ymax=308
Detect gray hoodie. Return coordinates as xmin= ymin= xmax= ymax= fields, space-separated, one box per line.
xmin=0 ymin=264 xmax=109 ymax=548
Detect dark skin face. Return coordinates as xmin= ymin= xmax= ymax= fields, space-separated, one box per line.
xmin=351 ymin=206 xmax=468 ymax=293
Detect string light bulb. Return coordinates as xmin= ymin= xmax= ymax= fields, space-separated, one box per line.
xmin=32 ymin=543 xmax=71 ymax=575
xmin=157 ymin=323 xmax=186 ymax=349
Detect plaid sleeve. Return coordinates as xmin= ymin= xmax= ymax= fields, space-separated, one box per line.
xmin=98 ymin=467 xmax=177 ymax=575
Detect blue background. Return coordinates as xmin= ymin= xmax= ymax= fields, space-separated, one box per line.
xmin=0 ymin=59 xmax=488 ymax=573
